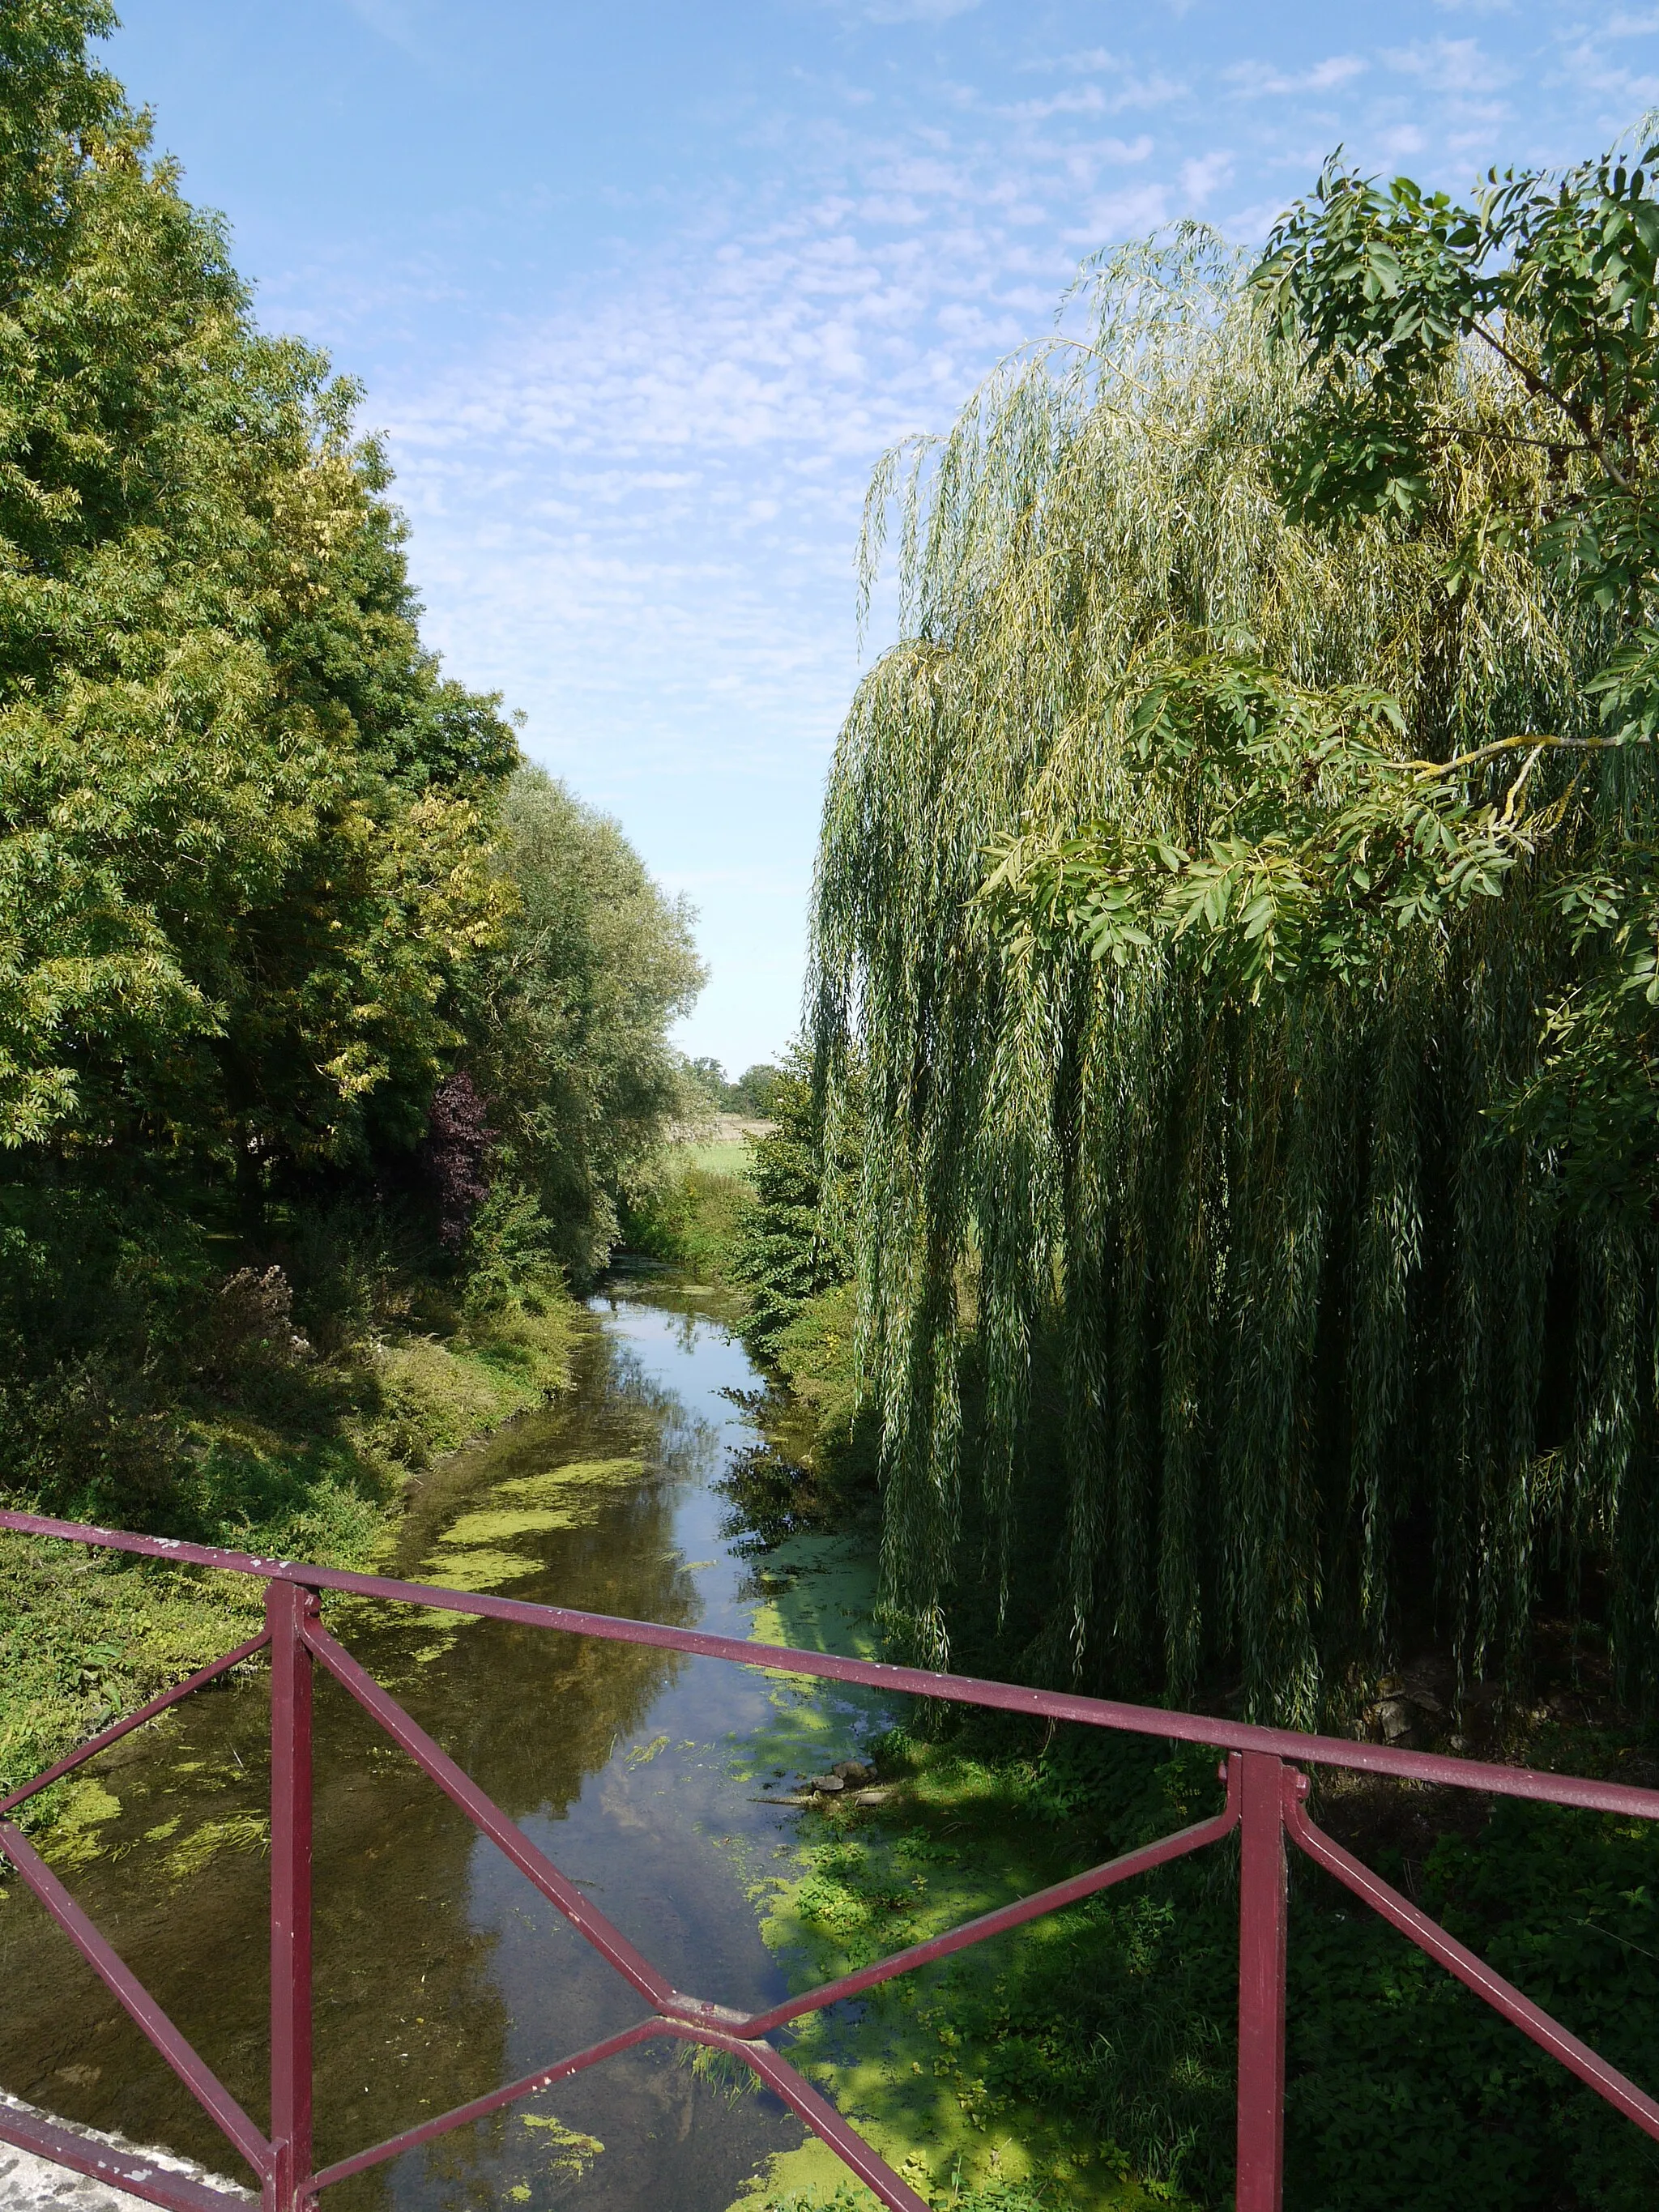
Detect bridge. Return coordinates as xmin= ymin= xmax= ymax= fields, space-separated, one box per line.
xmin=4 ymin=1507 xmax=1659 ymax=2212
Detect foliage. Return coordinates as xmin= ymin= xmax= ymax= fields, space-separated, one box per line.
xmin=420 ymin=1071 xmax=493 ymax=1249
xmin=1285 ymin=1793 xmax=1659 ymax=2211
xmin=731 ymin=1042 xmax=859 ymax=1357
xmin=732 ymin=1061 xmax=786 ymax=1115
xmin=473 ymin=766 xmax=705 ymax=1281
xmin=0 ymin=2 xmax=516 ymax=1173
xmin=808 ymin=211 xmax=1659 ymax=1718
xmin=0 ymin=10 xmax=696 ymax=1554
xmin=0 ymin=1217 xmax=578 ymax=1818
xmin=682 ymin=1055 xmax=787 ymax=1115
xmin=764 ymin=1711 xmax=1659 ymax=2212
xmin=621 ymin=1162 xmax=749 ymax=1279
xmin=1246 ymin=128 xmax=1659 ymax=1207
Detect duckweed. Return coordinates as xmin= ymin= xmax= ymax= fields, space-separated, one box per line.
xmin=438 ymin=1508 xmax=569 ymax=1545
xmin=418 ymin=1549 xmax=543 ymax=1591
xmin=490 ymin=1456 xmax=646 ymax=1503
xmin=521 ymin=2113 xmax=603 ymax=2178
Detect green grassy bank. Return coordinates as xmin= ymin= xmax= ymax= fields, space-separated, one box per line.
xmin=0 ymin=1259 xmax=578 ymax=1829
xmin=724 ymin=1524 xmax=1659 ymax=2212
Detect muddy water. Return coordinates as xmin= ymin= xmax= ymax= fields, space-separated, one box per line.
xmin=0 ymin=1278 xmax=884 ymax=2212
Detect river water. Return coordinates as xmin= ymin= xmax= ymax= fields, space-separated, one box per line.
xmin=0 ymin=1276 xmax=885 ymax=2212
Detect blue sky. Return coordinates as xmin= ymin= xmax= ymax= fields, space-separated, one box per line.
xmin=108 ymin=2 xmax=1659 ymax=1074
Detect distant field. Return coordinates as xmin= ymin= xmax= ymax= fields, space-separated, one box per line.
xmin=678 ymin=1137 xmax=758 ymax=1179
xmin=667 ymin=1114 xmax=773 ymax=1183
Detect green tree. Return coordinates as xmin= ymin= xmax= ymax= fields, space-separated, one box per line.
xmin=474 ymin=767 xmax=705 ymax=1281
xmin=0 ymin=0 xmax=527 ymax=1519
xmin=0 ymin=0 xmax=516 ymax=1177
xmin=731 ymin=1043 xmax=856 ymax=1357
xmin=731 ymin=1062 xmax=784 ymax=1116
xmin=812 ymin=214 xmax=1653 ymax=1715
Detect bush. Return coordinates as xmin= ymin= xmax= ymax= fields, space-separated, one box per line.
xmin=621 ymin=1164 xmax=748 ymax=1277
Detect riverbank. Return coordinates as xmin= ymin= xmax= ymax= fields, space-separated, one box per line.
xmin=0 ymin=1283 xmax=579 ymax=1826
xmin=726 ymin=1518 xmax=1659 ymax=2212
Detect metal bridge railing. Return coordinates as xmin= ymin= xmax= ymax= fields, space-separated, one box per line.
xmin=4 ymin=1507 xmax=1659 ymax=2212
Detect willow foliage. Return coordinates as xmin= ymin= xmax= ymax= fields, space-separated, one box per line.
xmin=811 ymin=227 xmax=1657 ymax=1723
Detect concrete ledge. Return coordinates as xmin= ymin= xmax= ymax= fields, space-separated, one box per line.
xmin=0 ymin=2096 xmax=253 ymax=2212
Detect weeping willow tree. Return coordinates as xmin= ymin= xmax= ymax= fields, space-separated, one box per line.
xmin=811 ymin=185 xmax=1659 ymax=1724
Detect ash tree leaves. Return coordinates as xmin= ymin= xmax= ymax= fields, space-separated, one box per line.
xmin=1244 ymin=128 xmax=1659 ymax=1206
xmin=978 ymin=664 xmax=1529 ymax=1002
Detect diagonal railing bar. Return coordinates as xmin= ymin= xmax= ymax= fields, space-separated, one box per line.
xmin=0 ymin=1818 xmax=272 ymax=2179
xmin=302 ymin=2020 xmax=666 ymax=2193
xmin=11 ymin=1509 xmax=1659 ymax=1818
xmin=1283 ymin=1777 xmax=1659 ymax=2141
xmin=730 ymin=1761 xmax=1243 ymax=2039
xmin=723 ymin=2031 xmax=932 ymax=2212
xmin=299 ymin=1614 xmax=673 ymax=2009
xmin=8 ymin=1510 xmax=1659 ymax=2212
xmin=0 ymin=1634 xmax=271 ymax=1820
xmin=305 ymin=2016 xmax=930 ymax=2212
xmin=0 ymin=2097 xmax=250 ymax=2212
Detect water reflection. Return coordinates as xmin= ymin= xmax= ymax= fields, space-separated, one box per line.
xmin=0 ymin=1285 xmax=829 ymax=2212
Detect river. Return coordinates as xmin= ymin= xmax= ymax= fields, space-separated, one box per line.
xmin=0 ymin=1274 xmax=886 ymax=2212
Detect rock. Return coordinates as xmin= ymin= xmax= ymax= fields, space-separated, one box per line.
xmin=853 ymin=1786 xmax=894 ymax=1808
xmin=834 ymin=1759 xmax=877 ymax=1784
xmin=1377 ymin=1697 xmax=1418 ymax=1745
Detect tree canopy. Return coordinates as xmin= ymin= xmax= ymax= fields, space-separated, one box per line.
xmin=812 ymin=160 xmax=1659 ymax=1718
xmin=0 ymin=2 xmax=703 ymax=1510
xmin=474 ymin=767 xmax=705 ymax=1278
xmin=0 ymin=1 xmax=520 ymax=1177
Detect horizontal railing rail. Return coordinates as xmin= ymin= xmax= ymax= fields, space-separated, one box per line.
xmin=2 ymin=1507 xmax=1657 ymax=2212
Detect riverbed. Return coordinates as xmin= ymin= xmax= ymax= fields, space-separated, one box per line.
xmin=0 ymin=1274 xmax=886 ymax=2212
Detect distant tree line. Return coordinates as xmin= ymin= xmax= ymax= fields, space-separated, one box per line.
xmin=682 ymin=1056 xmax=785 ymax=1118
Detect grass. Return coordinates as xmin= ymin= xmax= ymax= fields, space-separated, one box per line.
xmin=680 ymin=1138 xmax=759 ymax=1179
xmin=0 ymin=1285 xmax=579 ymax=1827
xmin=621 ymin=1161 xmax=752 ymax=1281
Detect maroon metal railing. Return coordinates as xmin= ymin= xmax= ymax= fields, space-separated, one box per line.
xmin=3 ymin=1509 xmax=1659 ymax=2212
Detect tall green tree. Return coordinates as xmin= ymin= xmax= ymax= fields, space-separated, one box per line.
xmin=731 ymin=1042 xmax=856 ymax=1357
xmin=812 ymin=204 xmax=1659 ymax=1719
xmin=473 ymin=767 xmax=705 ymax=1280
xmin=0 ymin=0 xmax=516 ymax=1178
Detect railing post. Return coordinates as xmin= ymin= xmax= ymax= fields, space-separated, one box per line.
xmin=267 ymin=1582 xmax=317 ymax=2212
xmin=1236 ymin=1751 xmax=1290 ymax=2212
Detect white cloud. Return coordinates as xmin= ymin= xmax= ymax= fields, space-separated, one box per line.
xmin=1226 ymin=55 xmax=1367 ymax=98
xmin=1382 ymin=38 xmax=1512 ymax=94
xmin=1556 ymin=38 xmax=1659 ymax=106
xmin=848 ymin=0 xmax=983 ymax=19
xmin=274 ymin=0 xmax=1653 ymax=1068
xmin=1062 ymin=181 xmax=1171 ymax=245
xmin=1179 ymin=151 xmax=1235 ymax=206
xmin=339 ymin=0 xmax=444 ymax=66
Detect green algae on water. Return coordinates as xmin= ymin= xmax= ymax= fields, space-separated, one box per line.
xmin=520 ymin=2113 xmax=604 ymax=2178
xmin=439 ymin=1507 xmax=570 ymax=1545
xmin=39 ymin=1779 xmax=122 ymax=1869
xmin=419 ymin=1549 xmax=544 ymax=1591
xmin=163 ymin=1813 xmax=270 ymax=1883
xmin=490 ymin=1456 xmax=646 ymax=1502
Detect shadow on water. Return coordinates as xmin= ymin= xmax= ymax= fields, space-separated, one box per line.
xmin=0 ymin=1276 xmax=874 ymax=2212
